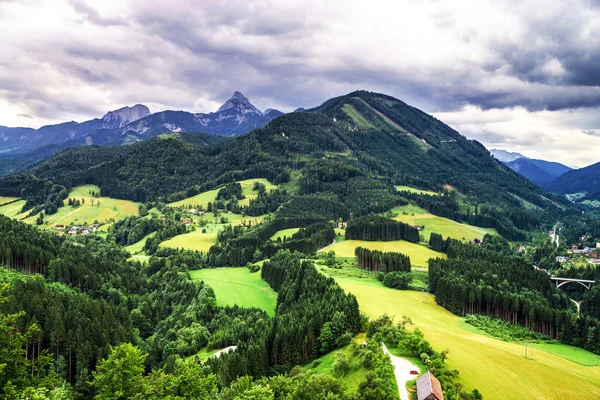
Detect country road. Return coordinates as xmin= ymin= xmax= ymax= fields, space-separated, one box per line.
xmin=381 ymin=342 xmax=420 ymax=400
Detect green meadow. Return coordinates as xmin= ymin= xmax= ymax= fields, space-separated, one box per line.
xmin=0 ymin=196 xmax=19 ymax=206
xmin=270 ymin=228 xmax=301 ymax=241
xmin=161 ymin=230 xmax=218 ymax=253
xmin=329 ymin=274 xmax=600 ymax=400
xmin=190 ymin=268 xmax=277 ymax=316
xmin=167 ymin=178 xmax=278 ymax=209
xmin=124 ymin=232 xmax=156 ymax=255
xmin=395 ymin=185 xmax=439 ymax=196
xmin=159 ymin=212 xmax=266 ymax=252
xmin=0 ymin=185 xmax=139 ymax=227
xmin=238 ymin=178 xmax=278 ymax=206
xmin=0 ymin=199 xmax=28 ymax=219
xmin=390 ymin=204 xmax=497 ymax=241
xmin=320 ymin=239 xmax=445 ymax=268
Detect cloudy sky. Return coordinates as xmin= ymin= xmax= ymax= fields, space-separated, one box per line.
xmin=1 ymin=0 xmax=599 ymax=166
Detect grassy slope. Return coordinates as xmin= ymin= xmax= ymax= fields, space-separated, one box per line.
xmin=270 ymin=228 xmax=301 ymax=241
xmin=0 ymin=185 xmax=139 ymax=227
xmin=167 ymin=189 xmax=219 ymax=209
xmin=167 ymin=178 xmax=277 ymax=209
xmin=0 ymin=196 xmax=19 ymax=206
xmin=189 ymin=268 xmax=277 ymax=317
xmin=238 ymin=178 xmax=278 ymax=207
xmin=0 ymin=199 xmax=27 ymax=218
xmin=328 ymin=275 xmax=600 ymax=400
xmin=395 ymin=186 xmax=438 ymax=196
xmin=319 ymin=240 xmax=445 ymax=268
xmin=161 ymin=230 xmax=218 ymax=253
xmin=160 ymin=212 xmax=266 ymax=252
xmin=124 ymin=232 xmax=156 ymax=255
xmin=390 ymin=204 xmax=497 ymax=241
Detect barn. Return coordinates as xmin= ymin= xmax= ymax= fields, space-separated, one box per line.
xmin=416 ymin=371 xmax=444 ymax=400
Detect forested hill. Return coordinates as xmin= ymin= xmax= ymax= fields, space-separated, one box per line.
xmin=0 ymin=91 xmax=572 ymax=234
xmin=544 ymin=160 xmax=600 ymax=202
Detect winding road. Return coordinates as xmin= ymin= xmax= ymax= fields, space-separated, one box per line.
xmin=381 ymin=342 xmax=420 ymax=400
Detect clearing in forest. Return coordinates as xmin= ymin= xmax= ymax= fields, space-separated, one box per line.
xmin=167 ymin=178 xmax=277 ymax=208
xmin=270 ymin=228 xmax=301 ymax=241
xmin=190 ymin=267 xmax=277 ymax=316
xmin=395 ymin=186 xmax=438 ymax=196
xmin=390 ymin=204 xmax=496 ymax=241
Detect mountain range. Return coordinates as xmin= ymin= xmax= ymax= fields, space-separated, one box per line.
xmin=0 ymin=90 xmax=571 ymax=242
xmin=490 ymin=149 xmax=573 ymax=186
xmin=0 ymin=91 xmax=282 ymax=157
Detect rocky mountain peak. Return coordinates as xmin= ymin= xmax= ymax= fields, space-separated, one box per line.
xmin=217 ymin=91 xmax=261 ymax=115
xmin=102 ymin=104 xmax=151 ymax=127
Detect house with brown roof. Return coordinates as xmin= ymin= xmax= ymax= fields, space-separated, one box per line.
xmin=417 ymin=371 xmax=444 ymax=400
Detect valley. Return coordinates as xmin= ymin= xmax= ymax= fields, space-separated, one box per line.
xmin=0 ymin=90 xmax=599 ymax=400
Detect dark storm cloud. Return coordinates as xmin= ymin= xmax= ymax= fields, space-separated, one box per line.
xmin=2 ymin=0 xmax=600 ymax=129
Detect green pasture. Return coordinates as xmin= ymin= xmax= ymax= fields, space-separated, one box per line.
xmin=0 ymin=185 xmax=139 ymax=227
xmin=270 ymin=228 xmax=301 ymax=241
xmin=319 ymin=239 xmax=445 ymax=268
xmin=189 ymin=268 xmax=277 ymax=316
xmin=390 ymin=204 xmax=497 ymax=241
xmin=332 ymin=276 xmax=600 ymax=400
xmin=395 ymin=186 xmax=438 ymax=196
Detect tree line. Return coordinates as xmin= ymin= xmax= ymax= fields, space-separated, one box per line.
xmin=355 ymin=246 xmax=411 ymax=273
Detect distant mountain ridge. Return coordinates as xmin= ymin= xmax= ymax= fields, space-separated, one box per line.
xmin=544 ymin=161 xmax=600 ymax=202
xmin=490 ymin=149 xmax=572 ymax=187
xmin=0 ymin=92 xmax=282 ymax=156
xmin=490 ymin=149 xmax=527 ymax=163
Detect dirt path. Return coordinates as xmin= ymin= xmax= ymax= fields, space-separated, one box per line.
xmin=213 ymin=346 xmax=237 ymax=358
xmin=381 ymin=343 xmax=420 ymax=400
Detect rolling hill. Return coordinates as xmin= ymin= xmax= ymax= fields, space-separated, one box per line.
xmin=0 ymin=90 xmax=572 ymax=239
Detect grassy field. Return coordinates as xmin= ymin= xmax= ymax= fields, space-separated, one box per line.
xmin=390 ymin=204 xmax=497 ymax=241
xmin=124 ymin=232 xmax=156 ymax=255
xmin=0 ymin=185 xmax=139 ymax=227
xmin=395 ymin=185 xmax=438 ymax=196
xmin=185 ymin=347 xmax=221 ymax=362
xmin=319 ymin=239 xmax=445 ymax=268
xmin=270 ymin=228 xmax=300 ymax=241
xmin=534 ymin=343 xmax=600 ymax=367
xmin=0 ymin=196 xmax=19 ymax=206
xmin=167 ymin=189 xmax=219 ymax=209
xmin=167 ymin=178 xmax=278 ymax=209
xmin=238 ymin=178 xmax=278 ymax=207
xmin=161 ymin=230 xmax=218 ymax=253
xmin=189 ymin=268 xmax=277 ymax=316
xmin=331 ymin=275 xmax=600 ymax=400
xmin=159 ymin=211 xmax=266 ymax=252
xmin=0 ymin=199 xmax=28 ymax=218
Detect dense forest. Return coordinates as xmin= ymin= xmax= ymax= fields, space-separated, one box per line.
xmin=355 ymin=247 xmax=411 ymax=273
xmin=0 ymin=215 xmax=377 ymax=398
xmin=345 ymin=215 xmax=420 ymax=243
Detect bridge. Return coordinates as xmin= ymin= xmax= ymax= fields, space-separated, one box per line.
xmin=550 ymin=277 xmax=596 ymax=290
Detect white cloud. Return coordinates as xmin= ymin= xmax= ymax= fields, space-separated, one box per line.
xmin=0 ymin=0 xmax=599 ymax=165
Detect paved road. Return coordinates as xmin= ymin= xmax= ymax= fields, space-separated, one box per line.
xmin=381 ymin=342 xmax=420 ymax=400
